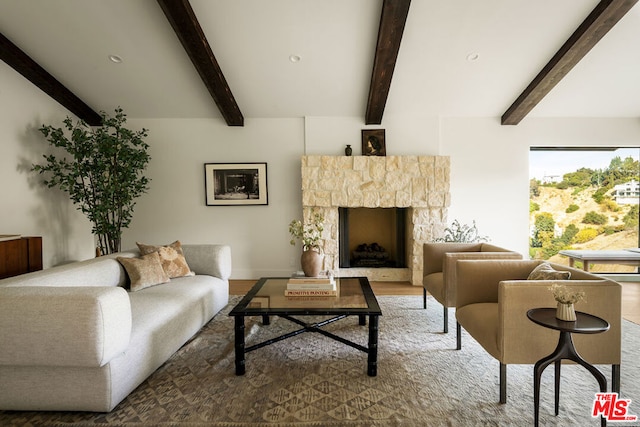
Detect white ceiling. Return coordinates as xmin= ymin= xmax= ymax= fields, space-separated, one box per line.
xmin=1 ymin=0 xmax=639 ymax=121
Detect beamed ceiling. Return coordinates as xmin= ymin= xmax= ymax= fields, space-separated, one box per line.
xmin=0 ymin=0 xmax=639 ymax=126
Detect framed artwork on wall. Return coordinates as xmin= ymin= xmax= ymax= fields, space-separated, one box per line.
xmin=204 ymin=162 xmax=268 ymax=206
xmin=361 ymin=129 xmax=386 ymax=156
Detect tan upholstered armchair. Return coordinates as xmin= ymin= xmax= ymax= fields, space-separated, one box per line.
xmin=422 ymin=243 xmax=522 ymax=332
xmin=455 ymin=259 xmax=621 ymax=403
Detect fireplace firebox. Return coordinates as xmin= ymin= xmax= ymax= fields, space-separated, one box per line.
xmin=339 ymin=207 xmax=407 ymax=268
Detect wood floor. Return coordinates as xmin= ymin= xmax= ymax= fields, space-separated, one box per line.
xmin=229 ymin=280 xmax=640 ymax=325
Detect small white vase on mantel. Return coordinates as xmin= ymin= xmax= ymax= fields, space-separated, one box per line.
xmin=556 ymin=302 xmax=577 ymax=321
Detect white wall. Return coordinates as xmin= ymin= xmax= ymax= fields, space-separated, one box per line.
xmin=303 ymin=115 xmax=440 ymax=155
xmin=4 ymin=59 xmax=640 ymax=275
xmin=121 ymin=115 xmax=441 ymax=280
xmin=0 ymin=62 xmax=94 ymax=268
xmin=123 ymin=118 xmax=306 ymax=279
xmin=441 ymin=117 xmax=640 ymax=257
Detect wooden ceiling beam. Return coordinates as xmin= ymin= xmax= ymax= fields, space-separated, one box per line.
xmin=502 ymin=0 xmax=638 ymax=125
xmin=0 ymin=32 xmax=102 ymax=126
xmin=365 ymin=0 xmax=411 ymax=125
xmin=157 ymin=0 xmax=244 ymax=126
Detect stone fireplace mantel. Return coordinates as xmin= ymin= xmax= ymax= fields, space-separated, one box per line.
xmin=301 ymin=155 xmax=450 ymax=285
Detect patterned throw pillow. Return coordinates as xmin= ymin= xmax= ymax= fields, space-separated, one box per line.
xmin=527 ymin=262 xmax=571 ymax=280
xmin=117 ymin=252 xmax=170 ymax=292
xmin=136 ymin=240 xmax=193 ymax=278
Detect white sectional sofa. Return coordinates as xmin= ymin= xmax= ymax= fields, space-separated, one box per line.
xmin=0 ymin=244 xmax=231 ymax=412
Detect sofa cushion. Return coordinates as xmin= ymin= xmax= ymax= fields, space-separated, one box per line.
xmin=456 ymin=302 xmax=500 ymax=360
xmin=117 ymin=252 xmax=170 ymax=291
xmin=0 ymin=251 xmax=137 ymax=288
xmin=527 ymin=262 xmax=571 ymax=280
xmin=137 ymin=241 xmax=192 ymax=278
xmin=0 ymin=286 xmax=131 ymax=367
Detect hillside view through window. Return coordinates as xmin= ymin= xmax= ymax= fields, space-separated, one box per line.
xmin=529 ymin=148 xmax=640 ymax=272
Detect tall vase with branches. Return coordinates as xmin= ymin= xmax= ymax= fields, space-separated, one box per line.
xmin=32 ymin=107 xmax=151 ymax=255
xmin=289 ymin=210 xmax=325 ymax=276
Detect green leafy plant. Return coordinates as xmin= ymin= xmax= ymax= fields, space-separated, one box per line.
xmin=565 ymin=204 xmax=579 ymax=213
xmin=624 ymin=205 xmax=639 ymax=229
xmin=289 ymin=210 xmax=324 ymax=252
xmin=530 ymin=201 xmax=540 ymax=213
xmin=32 ymin=108 xmax=150 ymax=255
xmin=435 ymin=219 xmax=489 ymax=243
xmin=582 ymin=211 xmax=607 ymax=225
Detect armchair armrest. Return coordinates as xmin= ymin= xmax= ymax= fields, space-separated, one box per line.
xmin=182 ymin=244 xmax=232 ymax=280
xmin=0 ymin=286 xmax=131 ymax=368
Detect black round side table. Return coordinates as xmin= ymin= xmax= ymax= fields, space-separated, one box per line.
xmin=527 ymin=308 xmax=610 ymax=427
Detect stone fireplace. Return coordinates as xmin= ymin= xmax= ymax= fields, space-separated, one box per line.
xmin=301 ymin=155 xmax=450 ymax=285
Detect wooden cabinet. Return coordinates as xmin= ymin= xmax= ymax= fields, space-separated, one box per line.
xmin=0 ymin=236 xmax=42 ymax=279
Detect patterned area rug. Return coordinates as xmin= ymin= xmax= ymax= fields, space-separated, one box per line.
xmin=1 ymin=296 xmax=639 ymax=426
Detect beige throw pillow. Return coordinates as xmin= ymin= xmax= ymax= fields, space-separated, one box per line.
xmin=136 ymin=240 xmax=192 ymax=278
xmin=118 ymin=252 xmax=170 ymax=292
xmin=527 ymin=262 xmax=571 ymax=280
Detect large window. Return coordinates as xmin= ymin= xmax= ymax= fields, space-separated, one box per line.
xmin=529 ymin=147 xmax=640 ymax=272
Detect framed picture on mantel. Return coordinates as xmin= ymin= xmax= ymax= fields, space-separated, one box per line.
xmin=361 ymin=129 xmax=386 ymax=156
xmin=204 ymin=163 xmax=268 ymax=206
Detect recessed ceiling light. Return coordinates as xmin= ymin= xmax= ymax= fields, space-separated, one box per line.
xmin=289 ymin=54 xmax=301 ymax=63
xmin=108 ymin=54 xmax=123 ymax=63
xmin=466 ymin=52 xmax=479 ymax=62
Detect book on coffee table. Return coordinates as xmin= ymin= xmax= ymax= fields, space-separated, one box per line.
xmin=284 ymin=289 xmax=338 ymax=297
xmin=285 ymin=272 xmax=338 ymax=296
xmin=287 ymin=271 xmax=335 ymax=289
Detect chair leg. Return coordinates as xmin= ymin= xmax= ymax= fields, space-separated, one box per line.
xmin=443 ymin=306 xmax=448 ymax=333
xmin=500 ymin=363 xmax=507 ymax=404
xmin=456 ymin=322 xmax=461 ymax=350
xmin=612 ymin=364 xmax=620 ymax=393
xmin=423 ymin=288 xmax=427 ymax=309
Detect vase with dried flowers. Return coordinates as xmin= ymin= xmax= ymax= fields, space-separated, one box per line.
xmin=289 ymin=210 xmax=325 ymax=277
xmin=550 ymin=283 xmax=586 ymax=321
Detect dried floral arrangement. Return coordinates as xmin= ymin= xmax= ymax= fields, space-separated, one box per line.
xmin=549 ymin=283 xmax=586 ymax=305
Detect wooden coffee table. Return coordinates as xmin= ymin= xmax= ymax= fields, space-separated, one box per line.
xmin=228 ymin=276 xmax=382 ymax=376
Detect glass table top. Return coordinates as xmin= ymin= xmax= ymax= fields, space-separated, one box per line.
xmin=229 ymin=277 xmax=381 ymax=315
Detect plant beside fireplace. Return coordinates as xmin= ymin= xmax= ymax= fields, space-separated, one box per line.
xmin=435 ymin=219 xmax=489 ymax=243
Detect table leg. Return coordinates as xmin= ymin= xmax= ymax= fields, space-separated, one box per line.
xmin=367 ymin=314 xmax=379 ymax=377
xmin=534 ymin=350 xmax=559 ymax=427
xmin=359 ymin=314 xmax=366 ymax=325
xmin=555 ymin=360 xmax=561 ymax=415
xmin=533 ymin=331 xmax=607 ymax=427
xmin=234 ymin=315 xmax=246 ymax=375
xmin=262 ymin=314 xmax=270 ymax=325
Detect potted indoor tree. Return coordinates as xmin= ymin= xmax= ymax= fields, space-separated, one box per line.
xmin=289 ymin=210 xmax=325 ymax=277
xmin=32 ymin=107 xmax=151 ymax=255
